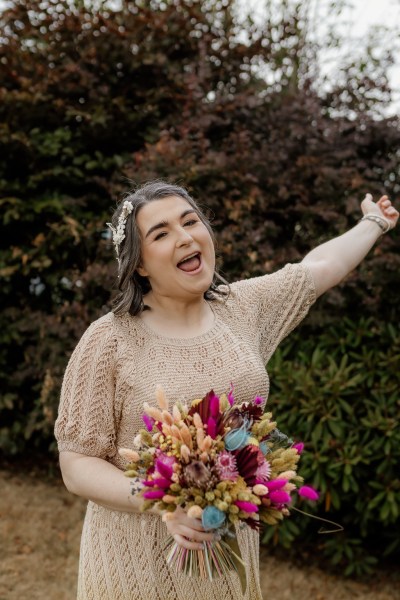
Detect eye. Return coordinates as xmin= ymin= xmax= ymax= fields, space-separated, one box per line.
xmin=154 ymin=231 xmax=167 ymax=240
xmin=184 ymin=219 xmax=198 ymax=227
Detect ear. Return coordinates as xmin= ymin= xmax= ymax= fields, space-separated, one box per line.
xmin=136 ymin=264 xmax=148 ymax=277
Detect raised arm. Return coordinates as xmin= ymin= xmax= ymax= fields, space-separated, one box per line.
xmin=302 ymin=194 xmax=399 ymax=298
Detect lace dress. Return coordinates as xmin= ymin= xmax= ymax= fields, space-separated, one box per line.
xmin=55 ymin=263 xmax=316 ymax=600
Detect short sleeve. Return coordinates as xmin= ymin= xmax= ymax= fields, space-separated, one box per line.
xmin=229 ymin=263 xmax=316 ymax=363
xmin=54 ymin=313 xmax=118 ymax=459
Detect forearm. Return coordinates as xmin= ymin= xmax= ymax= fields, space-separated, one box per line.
xmin=302 ymin=219 xmax=382 ymax=296
xmin=59 ymin=451 xmax=162 ymax=516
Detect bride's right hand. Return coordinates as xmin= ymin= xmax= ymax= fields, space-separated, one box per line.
xmin=162 ymin=505 xmax=215 ymax=550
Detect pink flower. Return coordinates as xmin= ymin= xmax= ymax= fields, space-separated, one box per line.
xmin=142 ymin=414 xmax=155 ymax=432
xmin=228 ymin=383 xmax=235 ymax=406
xmin=209 ymin=393 xmax=220 ymax=417
xmin=151 ymin=477 xmax=171 ymax=489
xmin=254 ymin=461 xmax=271 ymax=483
xmin=216 ymin=451 xmax=239 ymax=480
xmin=269 ymin=490 xmax=291 ymax=504
xmin=155 ymin=454 xmax=175 ymax=480
xmin=207 ymin=416 xmax=217 ymax=439
xmin=253 ymin=396 xmax=264 ymax=406
xmin=143 ymin=489 xmax=165 ymax=500
xmin=298 ymin=486 xmax=319 ymax=501
xmin=292 ymin=442 xmax=304 ymax=454
xmin=234 ymin=500 xmax=259 ymax=513
xmin=265 ymin=479 xmax=287 ymax=491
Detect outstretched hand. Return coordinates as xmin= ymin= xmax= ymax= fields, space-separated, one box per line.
xmin=361 ymin=194 xmax=399 ymax=231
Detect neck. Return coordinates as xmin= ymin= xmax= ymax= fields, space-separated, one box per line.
xmin=140 ymin=292 xmax=214 ymax=338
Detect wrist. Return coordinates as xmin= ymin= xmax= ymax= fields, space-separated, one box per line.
xmin=360 ymin=213 xmax=391 ymax=235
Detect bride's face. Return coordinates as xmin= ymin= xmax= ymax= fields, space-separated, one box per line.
xmin=136 ymin=195 xmax=216 ymax=300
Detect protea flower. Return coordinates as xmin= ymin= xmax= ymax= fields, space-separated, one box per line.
xmin=183 ymin=461 xmax=213 ymax=489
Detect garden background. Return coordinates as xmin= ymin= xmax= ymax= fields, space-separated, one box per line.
xmin=0 ymin=0 xmax=399 ymax=598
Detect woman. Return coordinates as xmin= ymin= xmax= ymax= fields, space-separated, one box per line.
xmin=55 ymin=181 xmax=398 ymax=600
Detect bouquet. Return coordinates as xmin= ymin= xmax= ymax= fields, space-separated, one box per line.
xmin=118 ymin=386 xmax=319 ymax=591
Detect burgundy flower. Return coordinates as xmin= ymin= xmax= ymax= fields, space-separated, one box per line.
xmin=223 ymin=407 xmax=244 ymax=430
xmin=234 ymin=445 xmax=263 ymax=485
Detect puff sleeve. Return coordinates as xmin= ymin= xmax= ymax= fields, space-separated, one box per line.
xmin=229 ymin=263 xmax=316 ymax=363
xmin=54 ymin=313 xmax=118 ymax=459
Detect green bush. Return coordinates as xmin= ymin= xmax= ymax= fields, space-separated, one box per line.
xmin=263 ymin=317 xmax=400 ymax=575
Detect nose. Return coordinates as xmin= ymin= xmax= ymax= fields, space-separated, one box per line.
xmin=175 ymin=226 xmax=193 ymax=247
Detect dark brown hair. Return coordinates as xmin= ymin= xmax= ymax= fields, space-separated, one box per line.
xmin=108 ymin=180 xmax=229 ymax=316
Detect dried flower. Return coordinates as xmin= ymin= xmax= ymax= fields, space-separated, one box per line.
xmin=216 ymin=451 xmax=239 ymax=481
xmin=184 ymin=461 xmax=212 ymax=489
xmin=202 ymin=505 xmax=226 ymax=530
xmin=253 ymin=484 xmax=268 ymax=496
xmin=292 ymin=442 xmax=304 ymax=454
xmin=234 ymin=500 xmax=259 ymax=513
xmin=118 ymin=448 xmax=140 ymax=463
xmin=298 ymin=486 xmax=319 ymax=501
xmin=187 ymin=505 xmax=203 ymax=519
xmin=269 ymin=490 xmax=291 ymax=505
xmin=142 ymin=414 xmax=155 ymax=432
xmin=255 ymin=461 xmax=272 ymax=483
xmin=155 ymin=385 xmax=168 ymax=410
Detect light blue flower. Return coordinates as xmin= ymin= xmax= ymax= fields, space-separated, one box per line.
xmin=259 ymin=441 xmax=270 ymax=455
xmin=224 ymin=422 xmax=249 ymax=451
xmin=202 ymin=506 xmax=226 ymax=530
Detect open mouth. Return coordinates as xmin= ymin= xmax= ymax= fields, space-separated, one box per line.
xmin=177 ymin=252 xmax=202 ymax=272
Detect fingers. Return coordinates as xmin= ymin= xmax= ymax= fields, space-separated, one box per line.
xmin=377 ymin=195 xmax=399 ymax=218
xmin=172 ymin=533 xmax=204 ymax=551
xmin=163 ymin=510 xmax=215 ymax=550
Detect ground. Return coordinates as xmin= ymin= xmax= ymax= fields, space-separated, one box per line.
xmin=0 ymin=468 xmax=397 ymax=600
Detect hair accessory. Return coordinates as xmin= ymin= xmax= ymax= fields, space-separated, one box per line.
xmin=106 ymin=200 xmax=134 ymax=264
xmin=360 ymin=213 xmax=391 ymax=234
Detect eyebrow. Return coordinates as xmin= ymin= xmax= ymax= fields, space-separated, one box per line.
xmin=145 ymin=209 xmax=197 ymax=239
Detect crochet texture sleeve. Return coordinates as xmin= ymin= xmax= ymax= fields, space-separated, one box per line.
xmin=54 ymin=313 xmax=118 ymax=458
xmin=229 ymin=262 xmax=316 ymax=363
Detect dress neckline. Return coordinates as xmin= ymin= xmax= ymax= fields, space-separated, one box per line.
xmin=131 ymin=301 xmax=223 ymax=345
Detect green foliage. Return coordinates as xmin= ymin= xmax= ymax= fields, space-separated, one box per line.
xmin=263 ymin=317 xmax=400 ymax=575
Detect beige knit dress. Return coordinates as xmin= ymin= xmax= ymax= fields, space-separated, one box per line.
xmin=55 ymin=262 xmax=316 ymax=600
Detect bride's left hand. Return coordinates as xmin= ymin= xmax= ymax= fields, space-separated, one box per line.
xmin=361 ymin=193 xmax=399 ymax=230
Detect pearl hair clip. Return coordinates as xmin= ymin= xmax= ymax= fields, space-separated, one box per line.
xmin=106 ymin=200 xmax=134 ymax=265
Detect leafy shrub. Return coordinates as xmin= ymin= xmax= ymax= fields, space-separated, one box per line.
xmin=264 ymin=317 xmax=400 ymax=575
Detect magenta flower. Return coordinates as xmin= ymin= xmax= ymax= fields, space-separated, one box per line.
xmin=209 ymin=393 xmax=220 ymax=417
xmin=265 ymin=479 xmax=287 ymax=491
xmin=151 ymin=477 xmax=171 ymax=489
xmin=253 ymin=396 xmax=264 ymax=406
xmin=292 ymin=442 xmax=304 ymax=454
xmin=207 ymin=416 xmax=217 ymax=439
xmin=216 ymin=451 xmax=239 ymax=480
xmin=143 ymin=489 xmax=165 ymax=500
xmin=254 ymin=461 xmax=271 ymax=483
xmin=228 ymin=383 xmax=235 ymax=407
xmin=234 ymin=500 xmax=259 ymax=513
xmin=155 ymin=456 xmax=174 ymax=480
xmin=269 ymin=490 xmax=291 ymax=504
xmin=298 ymin=486 xmax=319 ymax=501
xmin=142 ymin=414 xmax=155 ymax=432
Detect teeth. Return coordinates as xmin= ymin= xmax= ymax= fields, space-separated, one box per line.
xmin=179 ymin=252 xmax=199 ymax=264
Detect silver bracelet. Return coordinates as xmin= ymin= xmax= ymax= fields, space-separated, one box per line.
xmin=360 ymin=214 xmax=391 ymax=234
